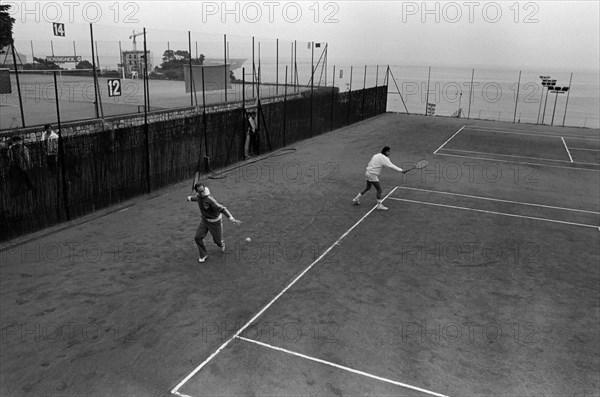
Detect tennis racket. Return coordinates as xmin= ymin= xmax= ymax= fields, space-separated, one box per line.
xmin=402 ymin=160 xmax=429 ymax=174
xmin=191 ymin=171 xmax=201 ymax=193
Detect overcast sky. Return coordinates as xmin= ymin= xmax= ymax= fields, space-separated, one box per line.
xmin=5 ymin=0 xmax=600 ymax=71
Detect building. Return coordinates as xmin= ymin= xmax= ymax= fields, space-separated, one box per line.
xmin=121 ymin=50 xmax=153 ymax=77
xmin=183 ymin=64 xmax=231 ymax=92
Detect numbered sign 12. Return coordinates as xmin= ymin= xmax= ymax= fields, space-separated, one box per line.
xmin=107 ymin=79 xmax=122 ymax=97
xmin=53 ymin=23 xmax=65 ymax=37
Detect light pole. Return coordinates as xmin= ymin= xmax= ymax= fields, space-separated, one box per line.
xmin=550 ymin=86 xmax=569 ymax=126
xmin=536 ymin=75 xmax=550 ymax=124
xmin=562 ymin=73 xmax=573 ymax=127
xmin=541 ymin=78 xmax=557 ymax=125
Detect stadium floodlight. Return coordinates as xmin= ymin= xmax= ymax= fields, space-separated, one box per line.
xmin=540 ymin=78 xmax=557 ymax=125
xmin=550 ymin=86 xmax=570 ymax=126
xmin=536 ymin=75 xmax=551 ymax=124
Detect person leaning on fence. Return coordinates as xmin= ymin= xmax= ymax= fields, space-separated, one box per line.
xmin=42 ymin=124 xmax=59 ymax=174
xmin=244 ymin=110 xmax=257 ymax=159
xmin=187 ymin=183 xmax=241 ymax=263
xmin=7 ymin=135 xmax=35 ymax=192
xmin=250 ymin=111 xmax=259 ymax=156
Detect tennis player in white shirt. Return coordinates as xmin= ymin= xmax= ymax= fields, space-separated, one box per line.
xmin=352 ymin=146 xmax=404 ymax=210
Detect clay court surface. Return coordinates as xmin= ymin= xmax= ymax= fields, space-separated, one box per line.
xmin=1 ymin=113 xmax=599 ymax=396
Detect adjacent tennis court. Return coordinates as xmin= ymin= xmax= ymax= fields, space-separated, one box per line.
xmin=435 ymin=124 xmax=600 ymax=171
xmin=1 ymin=113 xmax=598 ymax=396
xmin=0 ymin=72 xmax=306 ymax=130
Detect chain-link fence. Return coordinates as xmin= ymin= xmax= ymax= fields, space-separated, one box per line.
xmin=385 ymin=65 xmax=599 ymax=128
xmin=2 ymin=24 xmax=389 ymax=130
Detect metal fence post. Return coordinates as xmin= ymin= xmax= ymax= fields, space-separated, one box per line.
xmin=53 ymin=71 xmax=70 ymax=221
xmin=10 ymin=43 xmax=25 ymax=127
xmin=143 ymin=28 xmax=151 ymax=193
xmin=562 ymin=72 xmax=573 ymax=127
xmin=513 ymin=71 xmax=522 ymax=123
xmin=89 ymin=24 xmax=100 ymax=119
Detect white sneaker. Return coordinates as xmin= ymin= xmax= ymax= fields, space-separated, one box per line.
xmin=198 ymin=256 xmax=208 ymax=263
xmin=220 ymin=243 xmax=226 ymax=253
xmin=376 ymin=204 xmax=388 ymax=211
xmin=352 ymin=198 xmax=360 ymax=205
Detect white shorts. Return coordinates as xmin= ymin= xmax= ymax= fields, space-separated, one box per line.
xmin=365 ymin=171 xmax=379 ymax=182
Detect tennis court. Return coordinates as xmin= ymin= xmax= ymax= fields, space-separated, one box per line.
xmin=1 ymin=113 xmax=598 ymax=396
xmin=434 ymin=124 xmax=600 ymax=170
xmin=0 ymin=73 xmax=306 ymax=130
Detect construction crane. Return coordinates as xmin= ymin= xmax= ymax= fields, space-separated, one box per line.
xmin=129 ymin=30 xmax=143 ymax=51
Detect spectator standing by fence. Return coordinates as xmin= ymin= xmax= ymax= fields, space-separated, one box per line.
xmin=7 ymin=135 xmax=34 ymax=192
xmin=244 ymin=110 xmax=257 ymax=159
xmin=42 ymin=124 xmax=59 ymax=175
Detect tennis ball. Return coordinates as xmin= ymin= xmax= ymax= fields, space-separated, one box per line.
xmin=245 ymin=237 xmax=251 ymax=242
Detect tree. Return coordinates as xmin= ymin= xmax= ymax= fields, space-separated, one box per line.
xmin=76 ymin=60 xmax=94 ymax=69
xmin=0 ymin=4 xmax=16 ymax=53
xmin=155 ymin=49 xmax=205 ymax=80
xmin=162 ymin=50 xmax=175 ymax=63
xmin=32 ymin=57 xmax=62 ymax=70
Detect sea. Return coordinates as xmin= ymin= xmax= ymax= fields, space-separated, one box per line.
xmin=253 ymin=61 xmax=600 ymax=129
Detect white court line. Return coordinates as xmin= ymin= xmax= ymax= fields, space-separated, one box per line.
xmin=395 ymin=186 xmax=600 ymax=215
xmin=466 ymin=126 xmax=600 ymax=141
xmin=560 ymin=136 xmax=600 ymax=141
xmin=170 ymin=187 xmax=400 ymax=396
xmin=570 ymin=147 xmax=600 ymax=152
xmin=434 ymin=152 xmax=600 ymax=172
xmin=464 ymin=127 xmax=600 ymax=141
xmin=465 ymin=127 xmax=563 ymax=138
xmin=562 ymin=137 xmax=574 ymax=163
xmin=438 ymin=147 xmax=570 ymax=163
xmin=237 ymin=336 xmax=450 ymax=397
xmin=467 ymin=126 xmax=558 ymax=134
xmin=434 ymin=125 xmax=465 ymax=154
xmin=387 ymin=197 xmax=599 ymax=229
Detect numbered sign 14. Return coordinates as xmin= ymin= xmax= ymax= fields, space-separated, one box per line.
xmin=107 ymin=79 xmax=122 ymax=97
xmin=53 ymin=23 xmax=65 ymax=37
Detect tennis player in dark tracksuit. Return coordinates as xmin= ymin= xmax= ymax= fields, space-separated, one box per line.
xmin=187 ymin=183 xmax=241 ymax=263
